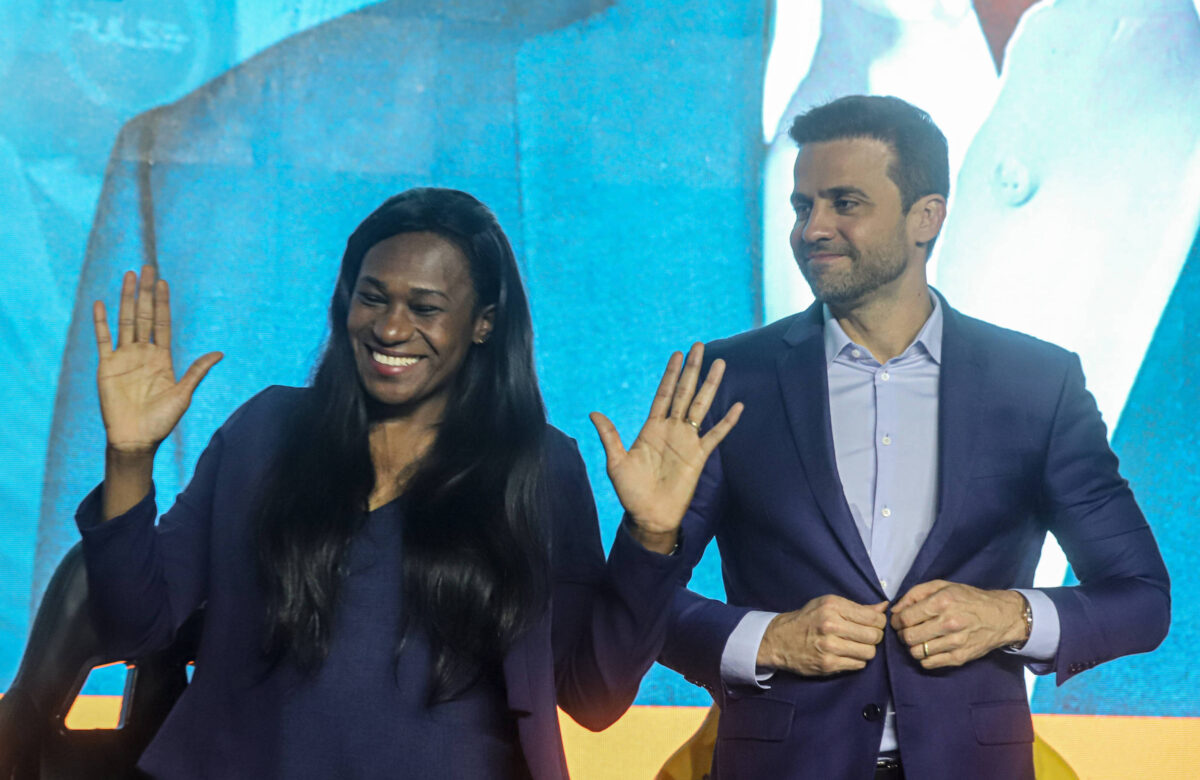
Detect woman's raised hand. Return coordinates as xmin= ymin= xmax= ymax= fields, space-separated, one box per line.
xmin=94 ymin=266 xmax=223 ymax=456
xmin=589 ymin=343 xmax=743 ymax=554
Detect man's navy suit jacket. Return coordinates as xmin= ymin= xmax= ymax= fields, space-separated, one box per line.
xmin=660 ymin=296 xmax=1170 ymax=780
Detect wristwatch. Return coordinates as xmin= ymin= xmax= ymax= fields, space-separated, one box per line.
xmin=1007 ymin=592 xmax=1033 ymax=651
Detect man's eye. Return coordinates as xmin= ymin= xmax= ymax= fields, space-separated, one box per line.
xmin=834 ymin=199 xmax=858 ymax=211
xmin=411 ymin=305 xmax=442 ymax=316
xmin=793 ymin=204 xmax=811 ymax=218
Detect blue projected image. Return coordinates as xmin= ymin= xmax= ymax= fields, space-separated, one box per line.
xmin=0 ymin=0 xmax=1198 ymax=725
xmin=5 ymin=0 xmax=765 ymax=708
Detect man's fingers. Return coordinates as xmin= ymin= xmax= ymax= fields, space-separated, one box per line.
xmin=93 ymin=301 xmax=113 ymax=356
xmin=669 ymin=342 xmax=704 ymax=420
xmin=891 ymin=581 xmax=951 ymax=629
xmin=892 ymin=601 xmax=939 ymax=632
xmin=134 ymin=264 xmax=157 ymax=342
xmin=836 ymin=599 xmax=889 ymax=630
xmin=648 ymin=352 xmax=684 ymax=420
xmin=893 ymin=579 xmax=947 ymax=613
xmin=896 ymin=622 xmax=942 ymax=648
xmin=589 ymin=411 xmax=627 ymax=463
xmin=835 ymin=619 xmax=887 ymax=647
xmin=914 ymin=630 xmax=971 ymax=668
xmin=831 ymin=635 xmax=881 ymax=662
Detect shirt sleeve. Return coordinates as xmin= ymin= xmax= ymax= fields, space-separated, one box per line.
xmin=720 ymin=610 xmax=779 ymax=688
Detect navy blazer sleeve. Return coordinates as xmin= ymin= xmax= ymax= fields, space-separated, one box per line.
xmin=1037 ymin=353 xmax=1170 ymax=684
xmin=542 ymin=432 xmax=690 ymax=730
xmin=75 ymin=397 xmax=243 ymax=658
xmin=656 ymin=358 xmax=755 ymax=703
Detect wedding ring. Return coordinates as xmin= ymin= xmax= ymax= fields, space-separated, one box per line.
xmin=686 ymin=419 xmax=701 ymax=433
xmin=922 ymin=641 xmax=930 ymax=659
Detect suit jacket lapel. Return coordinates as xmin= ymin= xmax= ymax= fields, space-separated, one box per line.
xmin=777 ymin=304 xmax=879 ymax=588
xmin=901 ymin=300 xmax=985 ymax=590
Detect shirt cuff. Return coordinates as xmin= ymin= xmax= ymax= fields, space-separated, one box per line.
xmin=720 ymin=610 xmax=779 ymax=688
xmin=1006 ymin=588 xmax=1060 ymax=669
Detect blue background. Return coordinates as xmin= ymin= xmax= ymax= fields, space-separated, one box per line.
xmin=1 ymin=0 xmax=1197 ymax=714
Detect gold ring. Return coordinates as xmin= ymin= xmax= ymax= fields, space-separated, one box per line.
xmin=686 ymin=419 xmax=701 ymax=433
xmin=922 ymin=641 xmax=930 ymax=659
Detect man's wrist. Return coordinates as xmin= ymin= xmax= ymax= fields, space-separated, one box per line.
xmin=1004 ymin=590 xmax=1033 ymax=650
xmin=756 ymin=613 xmax=782 ymax=668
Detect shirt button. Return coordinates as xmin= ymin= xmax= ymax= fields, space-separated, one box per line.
xmin=851 ymin=348 xmax=862 ymax=358
xmin=879 ymin=579 xmax=888 ymax=590
xmin=881 ymin=507 xmax=891 ymax=518
xmin=881 ymin=371 xmax=890 ymax=381
xmin=881 ymin=435 xmax=891 ymax=445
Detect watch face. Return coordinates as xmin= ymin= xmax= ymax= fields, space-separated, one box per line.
xmin=54 ymin=0 xmax=212 ymax=111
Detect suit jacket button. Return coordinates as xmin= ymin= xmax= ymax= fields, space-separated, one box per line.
xmin=862 ymin=703 xmax=882 ymax=721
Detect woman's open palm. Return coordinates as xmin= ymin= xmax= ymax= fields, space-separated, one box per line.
xmin=590 ymin=343 xmax=742 ymax=542
xmin=94 ymin=266 xmax=222 ymax=455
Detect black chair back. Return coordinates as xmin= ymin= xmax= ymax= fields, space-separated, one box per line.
xmin=0 ymin=543 xmax=200 ymax=779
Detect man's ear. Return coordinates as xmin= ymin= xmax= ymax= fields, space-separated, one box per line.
xmin=473 ymin=304 xmax=496 ymax=344
xmin=910 ymin=194 xmax=947 ymax=249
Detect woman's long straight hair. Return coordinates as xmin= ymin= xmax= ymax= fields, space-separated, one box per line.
xmin=253 ymin=188 xmax=549 ymax=701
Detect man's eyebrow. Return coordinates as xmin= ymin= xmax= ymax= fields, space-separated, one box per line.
xmin=820 ymin=186 xmax=871 ymax=201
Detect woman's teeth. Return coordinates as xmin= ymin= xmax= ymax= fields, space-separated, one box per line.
xmin=371 ymin=351 xmax=419 ymax=367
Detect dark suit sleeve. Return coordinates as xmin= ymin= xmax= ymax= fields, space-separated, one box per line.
xmin=546 ymin=435 xmax=690 ymax=731
xmin=1038 ymin=353 xmax=1170 ymax=684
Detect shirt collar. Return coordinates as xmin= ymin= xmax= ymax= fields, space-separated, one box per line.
xmin=822 ymin=291 xmax=944 ymax=366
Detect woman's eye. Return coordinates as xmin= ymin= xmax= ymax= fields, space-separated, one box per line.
xmin=355 ymin=291 xmax=385 ymax=305
xmin=411 ymin=305 xmax=442 ymax=316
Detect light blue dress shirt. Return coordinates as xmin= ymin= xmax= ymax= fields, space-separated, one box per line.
xmin=719 ymin=294 xmax=1060 ymax=754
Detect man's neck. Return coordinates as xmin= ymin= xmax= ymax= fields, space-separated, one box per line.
xmin=828 ymin=284 xmax=933 ymax=364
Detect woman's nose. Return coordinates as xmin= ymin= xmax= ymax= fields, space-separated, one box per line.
xmin=374 ymin=307 xmax=414 ymax=343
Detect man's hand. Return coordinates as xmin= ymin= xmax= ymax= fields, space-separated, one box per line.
xmin=891 ymin=580 xmax=1028 ymax=669
xmin=757 ymin=595 xmax=888 ymax=676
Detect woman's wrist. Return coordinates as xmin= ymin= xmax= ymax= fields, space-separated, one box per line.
xmin=102 ymin=445 xmax=155 ymax=521
xmin=625 ymin=518 xmax=680 ymax=555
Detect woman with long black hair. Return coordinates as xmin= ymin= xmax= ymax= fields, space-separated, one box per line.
xmin=77 ymin=187 xmax=741 ymax=778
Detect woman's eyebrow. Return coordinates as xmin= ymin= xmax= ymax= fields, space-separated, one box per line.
xmin=358 ymin=276 xmax=450 ymax=300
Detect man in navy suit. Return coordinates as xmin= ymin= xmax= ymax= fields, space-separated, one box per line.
xmin=660 ymin=95 xmax=1170 ymax=779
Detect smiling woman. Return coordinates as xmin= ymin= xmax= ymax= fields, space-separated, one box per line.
xmin=348 ymin=231 xmax=490 ymax=420
xmin=75 ymin=187 xmax=743 ymax=779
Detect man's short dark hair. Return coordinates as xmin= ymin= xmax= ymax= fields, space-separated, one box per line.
xmin=788 ymin=95 xmax=949 ymax=213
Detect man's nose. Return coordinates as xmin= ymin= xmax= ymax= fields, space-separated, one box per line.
xmin=374 ymin=307 xmax=414 ymax=343
xmin=801 ymin=204 xmax=835 ymax=244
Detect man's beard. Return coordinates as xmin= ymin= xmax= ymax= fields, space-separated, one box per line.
xmin=797 ymin=237 xmax=909 ymax=305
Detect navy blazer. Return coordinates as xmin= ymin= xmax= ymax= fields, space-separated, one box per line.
xmin=78 ymin=386 xmax=684 ymax=779
xmin=660 ymin=297 xmax=1170 ymax=780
